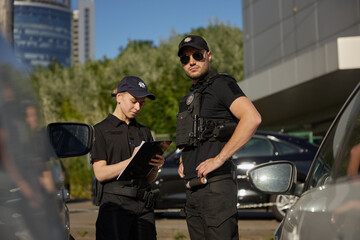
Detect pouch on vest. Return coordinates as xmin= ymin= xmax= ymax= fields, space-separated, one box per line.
xmin=212 ymin=121 xmax=237 ymax=141
xmin=176 ymin=110 xmax=195 ymax=148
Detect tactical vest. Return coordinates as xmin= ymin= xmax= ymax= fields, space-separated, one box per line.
xmin=176 ymin=73 xmax=238 ymax=149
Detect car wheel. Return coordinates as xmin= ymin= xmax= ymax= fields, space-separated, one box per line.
xmin=270 ymin=194 xmax=298 ymax=222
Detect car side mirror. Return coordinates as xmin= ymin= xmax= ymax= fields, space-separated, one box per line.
xmin=247 ymin=161 xmax=297 ymax=194
xmin=47 ymin=122 xmax=94 ymax=158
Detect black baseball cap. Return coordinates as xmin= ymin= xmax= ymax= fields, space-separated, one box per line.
xmin=178 ymin=35 xmax=209 ymax=56
xmin=111 ymin=76 xmax=155 ymax=100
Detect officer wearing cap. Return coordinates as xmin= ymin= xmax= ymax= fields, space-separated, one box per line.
xmin=91 ymin=76 xmax=164 ymax=240
xmin=176 ymin=35 xmax=262 ymax=239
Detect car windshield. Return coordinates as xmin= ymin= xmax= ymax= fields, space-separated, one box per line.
xmin=308 ymin=84 xmax=360 ymax=189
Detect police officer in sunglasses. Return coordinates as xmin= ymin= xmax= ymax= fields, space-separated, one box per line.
xmin=176 ymin=35 xmax=262 ymax=240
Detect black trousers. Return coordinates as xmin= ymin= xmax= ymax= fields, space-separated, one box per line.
xmin=96 ymin=194 xmax=156 ymax=240
xmin=185 ymin=178 xmax=239 ymax=240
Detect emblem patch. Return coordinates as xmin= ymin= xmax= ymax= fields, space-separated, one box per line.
xmin=184 ymin=37 xmax=192 ymax=43
xmin=138 ymin=82 xmax=146 ymax=88
xmin=186 ymin=94 xmax=194 ymax=105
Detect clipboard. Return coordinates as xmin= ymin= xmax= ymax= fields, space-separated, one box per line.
xmin=116 ymin=140 xmax=172 ymax=181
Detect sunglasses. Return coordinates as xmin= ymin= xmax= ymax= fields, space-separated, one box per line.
xmin=180 ymin=52 xmax=204 ymax=65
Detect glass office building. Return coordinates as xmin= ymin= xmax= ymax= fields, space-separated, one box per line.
xmin=13 ymin=0 xmax=72 ymax=68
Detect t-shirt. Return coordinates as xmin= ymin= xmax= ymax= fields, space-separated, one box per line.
xmin=181 ymin=70 xmax=246 ymax=179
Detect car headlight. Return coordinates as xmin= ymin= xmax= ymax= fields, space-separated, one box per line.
xmin=238 ymin=189 xmax=247 ymax=196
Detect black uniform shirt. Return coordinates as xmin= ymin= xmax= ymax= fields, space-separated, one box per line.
xmin=181 ymin=70 xmax=246 ymax=179
xmin=91 ymin=114 xmax=153 ymax=168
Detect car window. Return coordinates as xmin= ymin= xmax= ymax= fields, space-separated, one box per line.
xmin=308 ymin=87 xmax=360 ymax=189
xmin=233 ymin=136 xmax=274 ymax=158
xmin=272 ymin=140 xmax=302 ymax=155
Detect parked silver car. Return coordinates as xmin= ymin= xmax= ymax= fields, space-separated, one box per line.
xmin=247 ymin=82 xmax=360 ymax=239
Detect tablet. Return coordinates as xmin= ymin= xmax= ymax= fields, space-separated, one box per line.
xmin=117 ymin=140 xmax=172 ymax=181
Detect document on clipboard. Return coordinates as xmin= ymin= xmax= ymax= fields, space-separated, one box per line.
xmin=116 ymin=140 xmax=172 ymax=181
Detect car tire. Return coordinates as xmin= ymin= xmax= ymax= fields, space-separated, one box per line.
xmin=270 ymin=194 xmax=298 ymax=222
xmin=70 ymin=234 xmax=75 ymax=240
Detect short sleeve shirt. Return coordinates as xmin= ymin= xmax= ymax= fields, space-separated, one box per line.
xmin=90 ymin=114 xmax=153 ymax=167
xmin=181 ymin=70 xmax=246 ymax=179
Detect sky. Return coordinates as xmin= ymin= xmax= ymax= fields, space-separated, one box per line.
xmin=72 ymin=0 xmax=243 ymax=60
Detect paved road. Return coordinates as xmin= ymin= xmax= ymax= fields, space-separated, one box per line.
xmin=68 ymin=200 xmax=279 ymax=240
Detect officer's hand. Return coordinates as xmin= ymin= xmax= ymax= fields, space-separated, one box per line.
xmin=149 ymin=154 xmax=164 ymax=171
xmin=196 ymin=157 xmax=224 ymax=178
xmin=178 ymin=161 xmax=184 ymax=178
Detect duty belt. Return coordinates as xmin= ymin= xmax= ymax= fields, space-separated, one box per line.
xmin=185 ymin=173 xmax=234 ymax=190
xmin=103 ymin=180 xmax=149 ymax=199
xmin=207 ymin=173 xmax=233 ymax=183
xmin=103 ymin=180 xmax=160 ymax=208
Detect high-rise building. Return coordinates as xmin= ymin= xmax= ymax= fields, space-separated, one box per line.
xmin=72 ymin=0 xmax=95 ymax=64
xmin=13 ymin=0 xmax=72 ymax=68
xmin=71 ymin=9 xmax=79 ymax=63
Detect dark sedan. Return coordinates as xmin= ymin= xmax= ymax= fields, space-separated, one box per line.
xmin=151 ymin=131 xmax=319 ymax=221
